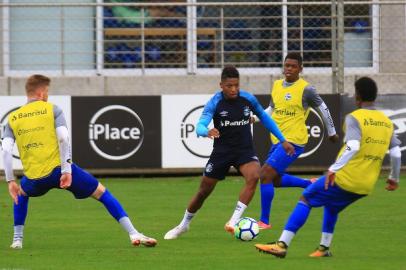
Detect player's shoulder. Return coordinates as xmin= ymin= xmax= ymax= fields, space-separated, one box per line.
xmin=205 ymin=91 xmax=224 ymax=109
xmin=239 ymin=89 xmax=257 ymax=102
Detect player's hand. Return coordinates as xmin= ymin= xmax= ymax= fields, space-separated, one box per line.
xmin=250 ymin=116 xmax=256 ymax=124
xmin=207 ymin=128 xmax=220 ymax=139
xmin=324 ymin=170 xmax=335 ymax=190
xmin=8 ymin=180 xmax=21 ymax=205
xmin=60 ymin=173 xmax=72 ymax=189
xmin=328 ymin=134 xmax=339 ymax=143
xmin=385 ymin=179 xmax=399 ymax=191
xmin=282 ymin=141 xmax=295 ymax=156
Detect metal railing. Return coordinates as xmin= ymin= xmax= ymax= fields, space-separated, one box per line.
xmin=1 ymin=1 xmax=406 ymax=94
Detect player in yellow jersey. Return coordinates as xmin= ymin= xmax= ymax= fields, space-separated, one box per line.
xmin=255 ymin=77 xmax=401 ymax=258
xmin=256 ymin=52 xmax=339 ymax=229
xmin=1 ymin=75 xmax=157 ymax=249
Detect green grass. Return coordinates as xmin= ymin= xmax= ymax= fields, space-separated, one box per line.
xmin=0 ymin=175 xmax=405 ymax=270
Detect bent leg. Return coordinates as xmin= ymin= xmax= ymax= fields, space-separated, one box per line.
xmin=225 ymin=161 xmax=260 ymax=226
xmin=238 ymin=161 xmax=260 ymax=205
xmin=259 ymin=164 xmax=280 ymax=225
xmin=187 ymin=176 xmax=218 ymax=213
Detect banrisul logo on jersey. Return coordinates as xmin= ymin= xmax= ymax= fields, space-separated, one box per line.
xmin=72 ymin=97 xmax=161 ymax=168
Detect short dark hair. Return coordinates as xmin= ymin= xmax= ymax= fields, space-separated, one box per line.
xmin=284 ymin=52 xmax=303 ymax=66
xmin=26 ymin=74 xmax=51 ymax=94
xmin=221 ymin=65 xmax=239 ymax=80
xmin=354 ymin=77 xmax=377 ymax=102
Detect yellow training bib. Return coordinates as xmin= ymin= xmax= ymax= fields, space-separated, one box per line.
xmin=270 ymin=78 xmax=309 ymax=145
xmin=8 ymin=101 xmax=61 ymax=179
xmin=335 ymin=109 xmax=393 ymax=195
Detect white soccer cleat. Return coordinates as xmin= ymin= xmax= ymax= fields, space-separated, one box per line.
xmin=10 ymin=239 xmax=23 ymax=249
xmin=130 ymin=233 xmax=157 ymax=247
xmin=164 ymin=225 xmax=189 ymax=240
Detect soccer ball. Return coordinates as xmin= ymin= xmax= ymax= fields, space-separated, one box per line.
xmin=234 ymin=217 xmax=259 ymax=241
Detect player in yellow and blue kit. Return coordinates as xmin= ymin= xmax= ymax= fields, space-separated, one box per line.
xmin=255 ymin=77 xmax=401 ymax=258
xmin=164 ymin=66 xmax=295 ymax=240
xmin=1 ymin=74 xmax=157 ymax=249
xmin=255 ymin=52 xmax=339 ymax=229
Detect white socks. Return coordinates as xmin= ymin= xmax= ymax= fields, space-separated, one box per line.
xmin=279 ymin=230 xmax=295 ymax=246
xmin=229 ymin=201 xmax=247 ymax=225
xmin=179 ymin=210 xmax=195 ymax=228
xmin=13 ymin=225 xmax=24 ymax=241
xmin=320 ymin=232 xmax=333 ymax=247
xmin=119 ymin=216 xmax=139 ymax=236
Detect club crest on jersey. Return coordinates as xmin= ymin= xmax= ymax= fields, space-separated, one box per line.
xmin=243 ymin=106 xmax=250 ymax=116
xmin=285 ymin=93 xmax=292 ymax=101
xmin=219 ymin=111 xmax=228 ymax=117
xmin=205 ymin=162 xmax=213 ymax=173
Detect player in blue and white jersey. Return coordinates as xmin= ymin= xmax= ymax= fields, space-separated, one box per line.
xmin=164 ymin=66 xmax=295 ymax=240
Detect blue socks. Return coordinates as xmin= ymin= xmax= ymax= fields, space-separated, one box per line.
xmin=260 ymin=183 xmax=274 ymax=224
xmin=284 ymin=202 xmax=311 ymax=233
xmin=99 ymin=189 xmax=128 ymax=222
xmin=14 ymin=195 xmax=29 ymax=226
xmin=281 ymin=174 xmax=312 ymax=188
xmin=322 ymin=207 xmax=338 ymax=233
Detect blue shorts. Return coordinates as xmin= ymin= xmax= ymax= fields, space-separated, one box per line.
xmin=203 ymin=148 xmax=259 ymax=180
xmin=302 ymin=176 xmax=365 ymax=212
xmin=21 ymin=164 xmax=99 ymax=199
xmin=265 ymin=143 xmax=304 ymax=175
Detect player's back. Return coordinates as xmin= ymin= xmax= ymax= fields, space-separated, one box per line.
xmin=335 ymin=108 xmax=393 ymax=195
xmin=8 ymin=100 xmax=61 ymax=179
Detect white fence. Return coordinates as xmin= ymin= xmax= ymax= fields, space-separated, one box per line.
xmin=0 ymin=1 xmax=406 ymax=95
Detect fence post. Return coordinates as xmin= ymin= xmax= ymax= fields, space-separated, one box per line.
xmin=337 ymin=0 xmax=345 ymax=94
xmin=331 ymin=0 xmax=338 ymax=94
xmin=187 ymin=0 xmax=197 ymax=74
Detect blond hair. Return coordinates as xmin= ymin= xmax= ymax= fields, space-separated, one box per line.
xmin=25 ymin=74 xmax=51 ymax=95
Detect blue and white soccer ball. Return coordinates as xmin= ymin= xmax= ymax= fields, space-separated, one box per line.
xmin=234 ymin=217 xmax=259 ymax=241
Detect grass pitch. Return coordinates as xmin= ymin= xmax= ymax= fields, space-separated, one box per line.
xmin=0 ymin=175 xmax=405 ymax=270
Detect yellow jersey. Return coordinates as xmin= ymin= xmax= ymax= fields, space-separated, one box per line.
xmin=8 ymin=101 xmax=61 ymax=179
xmin=335 ymin=109 xmax=393 ymax=195
xmin=270 ymin=78 xmax=310 ymax=145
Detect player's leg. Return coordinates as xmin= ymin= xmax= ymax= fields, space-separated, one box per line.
xmin=10 ymin=171 xmax=58 ymax=249
xmin=164 ymin=176 xmax=219 ymax=240
xmin=10 ymin=190 xmax=29 ymax=249
xmin=259 ymin=143 xmax=308 ymax=229
xmin=309 ymin=206 xmax=337 ymax=257
xmin=68 ymin=164 xmax=156 ymax=247
xmin=224 ymin=154 xmax=261 ymax=233
xmin=255 ymin=177 xmax=328 ymax=258
xmin=165 ymin=153 xmax=229 ymax=240
xmin=309 ymin=184 xmax=365 ymax=257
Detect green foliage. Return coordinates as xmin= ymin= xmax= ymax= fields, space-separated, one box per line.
xmin=0 ymin=175 xmax=405 ymax=270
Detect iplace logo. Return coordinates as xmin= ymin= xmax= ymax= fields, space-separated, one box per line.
xmin=180 ymin=105 xmax=212 ymax=158
xmin=299 ymin=108 xmax=325 ymax=158
xmin=88 ymin=105 xmax=144 ymax=160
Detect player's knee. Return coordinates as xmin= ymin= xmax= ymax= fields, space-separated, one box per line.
xmin=92 ymin=183 xmax=106 ymax=200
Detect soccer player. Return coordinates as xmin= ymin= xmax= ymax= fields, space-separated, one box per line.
xmin=164 ymin=66 xmax=295 ymax=240
xmin=255 ymin=52 xmax=338 ymax=229
xmin=1 ymin=74 xmax=157 ymax=249
xmin=255 ymin=77 xmax=401 ymax=258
